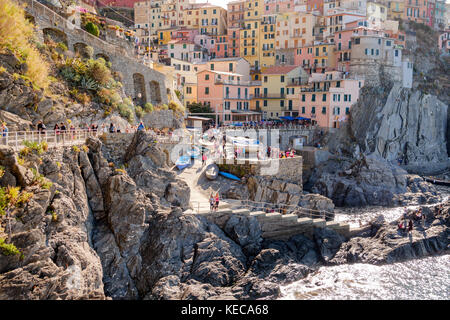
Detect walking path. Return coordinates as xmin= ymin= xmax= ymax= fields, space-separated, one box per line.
xmin=175 ymin=158 xmax=235 ymax=213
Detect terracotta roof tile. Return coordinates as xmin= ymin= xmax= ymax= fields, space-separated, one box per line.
xmin=262 ymin=65 xmax=299 ymax=75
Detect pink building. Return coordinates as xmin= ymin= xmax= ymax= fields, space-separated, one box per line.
xmin=211 ymin=35 xmax=229 ymax=59
xmin=438 ymin=30 xmax=450 ymax=54
xmin=264 ymin=0 xmax=294 ymax=14
xmin=197 ymin=70 xmax=259 ymax=123
xmin=306 ymin=0 xmax=324 ymax=14
xmin=294 ymin=46 xmax=314 ymax=70
xmin=171 ymin=28 xmax=199 ymax=42
xmin=228 ymin=27 xmax=241 ymax=57
xmin=298 ymin=72 xmax=363 ymax=128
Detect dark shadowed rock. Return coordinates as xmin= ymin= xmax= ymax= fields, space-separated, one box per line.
xmin=224 ymin=214 xmax=262 ymax=257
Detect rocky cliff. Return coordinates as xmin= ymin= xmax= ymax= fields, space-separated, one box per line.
xmin=0 ymin=132 xmax=448 ymax=299
xmin=330 ymin=83 xmax=448 ymax=172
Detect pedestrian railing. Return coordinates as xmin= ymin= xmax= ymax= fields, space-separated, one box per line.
xmin=188 ymin=198 xmax=334 ymax=220
xmin=226 ymin=199 xmax=335 ymax=220
xmin=0 ymin=130 xmax=183 ymax=151
xmin=0 ymin=129 xmax=97 ymax=151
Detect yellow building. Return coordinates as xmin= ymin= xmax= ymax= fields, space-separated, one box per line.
xmin=259 ymin=65 xmax=308 ymax=120
xmin=259 ymin=15 xmax=276 ymax=68
xmin=239 ymin=0 xmax=263 ymax=69
xmin=194 ymin=4 xmax=228 ymax=36
xmin=312 ymin=43 xmax=336 ymax=70
xmin=182 ymin=7 xmax=200 ymax=29
xmin=158 ymin=29 xmax=174 ymax=45
xmin=386 ymin=0 xmax=404 ymax=20
xmin=134 ymin=0 xmax=163 ymax=35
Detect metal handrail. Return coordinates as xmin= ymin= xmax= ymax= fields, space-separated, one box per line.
xmin=189 ymin=198 xmax=334 ymax=220
xmin=0 ymin=129 xmax=181 ymax=151
xmin=226 ymin=198 xmax=334 ymax=220
xmin=0 ymin=129 xmax=96 ymax=151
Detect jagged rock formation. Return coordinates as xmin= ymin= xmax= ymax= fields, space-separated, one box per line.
xmin=0 ymin=132 xmax=448 ymax=300
xmin=307 ymin=154 xmax=441 ymax=207
xmin=331 ymin=83 xmax=448 ymax=170
xmin=331 ymin=203 xmax=449 ymax=265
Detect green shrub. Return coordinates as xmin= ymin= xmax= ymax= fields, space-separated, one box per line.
xmin=22 ymin=140 xmax=48 ymax=155
xmin=0 ymin=238 xmax=21 ymax=256
xmin=56 ymin=42 xmax=68 ymax=52
xmin=85 ymin=22 xmax=99 ymax=37
xmin=135 ymin=106 xmax=144 ymax=118
xmin=118 ymin=103 xmax=135 ymax=123
xmin=175 ymin=89 xmax=182 ymax=101
xmin=143 ymin=102 xmax=154 ymax=113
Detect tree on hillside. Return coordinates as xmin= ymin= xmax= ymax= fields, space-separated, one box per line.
xmin=85 ymin=22 xmax=100 ymax=37
xmin=187 ymin=102 xmax=215 ymax=119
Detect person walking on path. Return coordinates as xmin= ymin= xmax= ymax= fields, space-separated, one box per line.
xmin=53 ymin=123 xmax=60 ymax=142
xmin=1 ymin=123 xmax=8 ymax=145
xmin=214 ymin=192 xmax=220 ymax=212
xmin=209 ymin=193 xmax=215 ymax=212
xmin=202 ymin=152 xmax=207 ymax=166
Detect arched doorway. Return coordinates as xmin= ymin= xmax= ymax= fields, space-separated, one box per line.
xmin=133 ymin=73 xmax=147 ymax=106
xmin=42 ymin=28 xmax=68 ymax=46
xmin=149 ymin=80 xmax=161 ymax=105
xmin=95 ymin=53 xmax=110 ymax=62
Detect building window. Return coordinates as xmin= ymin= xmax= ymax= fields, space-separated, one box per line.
xmin=312 ymin=94 xmax=316 ymax=102
xmin=205 ymin=87 xmax=209 ymax=94
xmin=311 ymin=107 xmax=316 ymax=114
xmin=322 ymin=94 xmax=326 ymax=101
xmin=186 ymin=87 xmax=192 ymax=94
xmin=301 ymin=94 xmax=305 ymax=102
xmin=264 ymin=76 xmax=268 ymax=82
xmin=281 ymin=76 xmax=285 ymax=82
xmin=302 ymin=106 xmax=305 ymax=114
xmin=264 ymin=100 xmax=268 ymax=106
xmin=322 ymin=106 xmax=326 ymax=114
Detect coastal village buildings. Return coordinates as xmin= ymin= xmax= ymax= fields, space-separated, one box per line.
xmin=127 ymin=0 xmax=445 ymax=126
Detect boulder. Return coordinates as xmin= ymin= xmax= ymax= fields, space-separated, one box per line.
xmin=205 ymin=163 xmax=219 ymax=180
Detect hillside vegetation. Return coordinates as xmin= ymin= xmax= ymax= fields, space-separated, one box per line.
xmin=0 ymin=0 xmax=49 ymax=90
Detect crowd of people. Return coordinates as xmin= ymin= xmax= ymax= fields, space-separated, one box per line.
xmin=397 ymin=207 xmax=428 ymax=234
xmin=209 ymin=192 xmax=220 ymax=212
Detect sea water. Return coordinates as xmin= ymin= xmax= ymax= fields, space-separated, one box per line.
xmin=280 ymin=189 xmax=450 ymax=300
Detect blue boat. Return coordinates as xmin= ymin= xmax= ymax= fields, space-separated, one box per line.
xmin=176 ymin=155 xmax=191 ymax=170
xmin=219 ymin=171 xmax=241 ymax=181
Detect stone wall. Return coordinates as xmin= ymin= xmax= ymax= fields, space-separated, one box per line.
xmin=197 ymin=208 xmax=350 ymax=241
xmin=22 ymin=0 xmax=168 ymax=106
xmin=141 ymin=109 xmax=183 ymax=129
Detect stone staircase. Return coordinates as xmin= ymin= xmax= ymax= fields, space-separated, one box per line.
xmin=186 ymin=203 xmax=351 ymax=240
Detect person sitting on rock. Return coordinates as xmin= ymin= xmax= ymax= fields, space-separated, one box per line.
xmin=414 ymin=208 xmax=422 ymax=221
xmin=398 ymin=221 xmax=406 ymax=231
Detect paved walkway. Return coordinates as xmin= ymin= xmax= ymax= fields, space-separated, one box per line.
xmin=175 ymin=158 xmax=235 ymax=213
